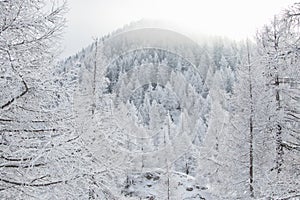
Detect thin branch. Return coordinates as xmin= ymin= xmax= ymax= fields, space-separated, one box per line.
xmin=0 ymin=129 xmax=58 ymax=133
xmin=0 ymin=163 xmax=45 ymax=168
xmin=0 ymin=178 xmax=63 ymax=187
xmin=1 ymin=155 xmax=32 ymax=162
xmin=0 ymin=50 xmax=28 ymax=109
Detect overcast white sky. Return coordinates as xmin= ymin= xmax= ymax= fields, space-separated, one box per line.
xmin=61 ymin=0 xmax=296 ymax=58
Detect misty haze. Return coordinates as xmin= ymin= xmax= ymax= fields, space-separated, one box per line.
xmin=0 ymin=0 xmax=299 ymax=199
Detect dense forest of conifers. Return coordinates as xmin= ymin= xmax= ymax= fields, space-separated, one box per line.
xmin=0 ymin=1 xmax=299 ymax=199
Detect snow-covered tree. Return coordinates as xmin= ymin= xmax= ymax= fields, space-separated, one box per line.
xmin=227 ymin=40 xmax=268 ymax=198
xmin=0 ymin=1 xmax=95 ymax=198
xmin=256 ymin=5 xmax=300 ymax=198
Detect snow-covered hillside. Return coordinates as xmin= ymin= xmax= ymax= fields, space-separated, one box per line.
xmin=58 ymin=21 xmax=244 ymax=199
xmin=1 ymin=2 xmax=299 ymax=198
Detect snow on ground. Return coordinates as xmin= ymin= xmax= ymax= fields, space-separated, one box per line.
xmin=120 ymin=169 xmax=213 ymax=199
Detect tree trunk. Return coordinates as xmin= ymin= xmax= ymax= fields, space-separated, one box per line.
xmin=92 ymin=38 xmax=98 ymax=115
xmin=275 ymin=75 xmax=283 ymax=174
xmin=247 ymin=41 xmax=254 ymax=198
